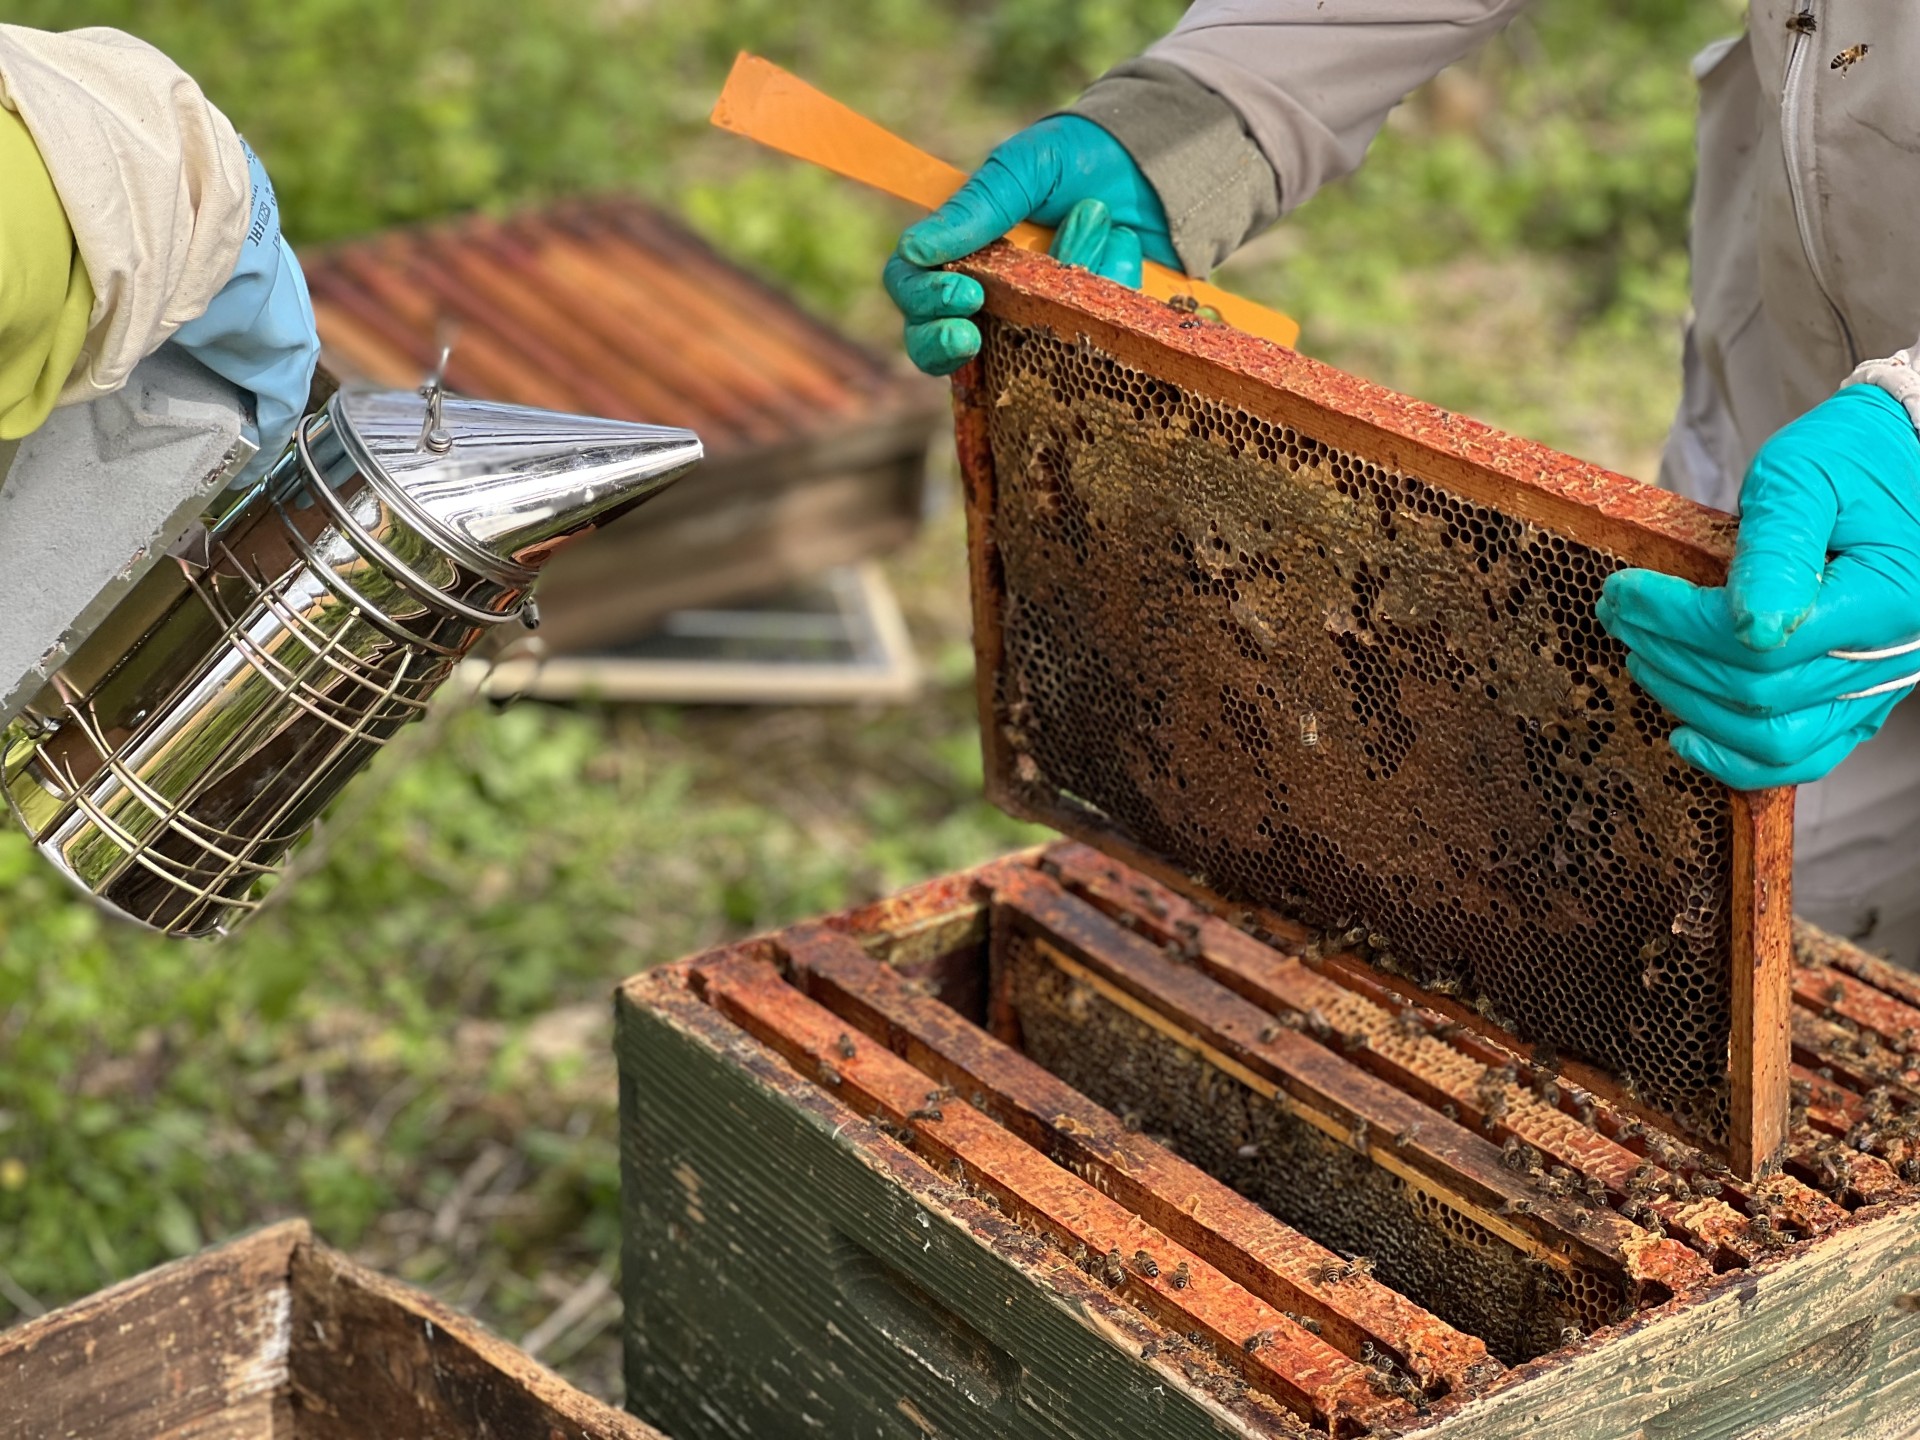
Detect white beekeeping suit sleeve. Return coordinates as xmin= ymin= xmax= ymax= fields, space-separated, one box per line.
xmin=0 ymin=25 xmax=251 ymax=408
xmin=1068 ymin=0 xmax=1538 ymax=274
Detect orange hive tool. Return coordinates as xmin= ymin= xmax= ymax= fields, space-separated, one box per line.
xmin=709 ymin=52 xmax=1301 ymax=351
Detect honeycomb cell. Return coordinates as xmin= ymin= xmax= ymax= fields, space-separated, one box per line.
xmin=978 ymin=321 xmax=1737 ymax=1145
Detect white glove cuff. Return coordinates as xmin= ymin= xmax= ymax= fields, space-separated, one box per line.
xmin=1843 ymin=345 xmax=1920 ymax=437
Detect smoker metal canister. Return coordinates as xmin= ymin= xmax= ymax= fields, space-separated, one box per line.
xmin=1 ymin=386 xmax=701 ymax=938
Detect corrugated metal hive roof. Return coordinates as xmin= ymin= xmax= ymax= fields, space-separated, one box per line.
xmin=302 ymin=196 xmax=925 ymax=459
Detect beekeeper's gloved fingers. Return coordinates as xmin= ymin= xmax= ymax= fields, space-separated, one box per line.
xmin=1597 ymin=383 xmax=1920 ymax=788
xmin=1049 ymin=198 xmax=1147 ymax=288
xmin=167 ymin=139 xmax=320 ymax=487
xmin=884 ymin=253 xmax=986 ymax=377
xmin=887 ymin=115 xmax=1176 ymax=376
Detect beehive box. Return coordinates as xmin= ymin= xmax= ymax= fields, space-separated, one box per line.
xmin=619 ymin=845 xmax=1920 ymax=1439
xmin=0 ymin=1219 xmax=664 ymax=1440
xmin=620 ymin=244 xmax=1919 ymax=1437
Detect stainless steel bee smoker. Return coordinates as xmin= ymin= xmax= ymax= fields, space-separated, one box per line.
xmin=1 ymin=375 xmax=701 ymax=938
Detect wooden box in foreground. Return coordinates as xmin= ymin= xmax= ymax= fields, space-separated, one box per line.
xmin=0 ymin=1219 xmax=663 ymax=1440
xmin=620 ymin=846 xmax=1920 ymax=1440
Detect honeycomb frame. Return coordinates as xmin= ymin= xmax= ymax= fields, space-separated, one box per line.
xmin=948 ymin=244 xmax=1794 ymax=1179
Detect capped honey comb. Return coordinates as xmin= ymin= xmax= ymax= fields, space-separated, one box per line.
xmin=950 ymin=244 xmax=1794 ymax=1177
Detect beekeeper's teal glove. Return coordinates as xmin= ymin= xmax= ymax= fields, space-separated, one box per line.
xmin=167 ymin=140 xmax=320 ymax=484
xmin=883 ymin=116 xmax=1177 ymax=376
xmin=1597 ymin=384 xmax=1920 ymax=789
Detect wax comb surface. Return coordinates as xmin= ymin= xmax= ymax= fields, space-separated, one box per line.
xmin=951 ymin=245 xmax=1793 ymax=1174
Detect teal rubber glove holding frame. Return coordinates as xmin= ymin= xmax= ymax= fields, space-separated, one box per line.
xmin=169 ymin=140 xmax=321 ymax=485
xmin=884 ymin=116 xmax=1176 ymax=376
xmin=1598 ymin=384 xmax=1920 ymax=789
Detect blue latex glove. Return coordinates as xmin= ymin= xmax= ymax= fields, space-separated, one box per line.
xmin=883 ymin=115 xmax=1177 ymax=376
xmin=167 ymin=139 xmax=320 ymax=485
xmin=1597 ymin=384 xmax=1920 ymax=789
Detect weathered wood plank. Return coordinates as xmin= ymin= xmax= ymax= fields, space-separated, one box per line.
xmin=288 ymin=1242 xmax=660 ymax=1440
xmin=1407 ymin=1197 xmax=1920 ymax=1439
xmin=0 ymin=1220 xmax=303 ymax=1440
xmin=781 ymin=920 xmax=1501 ymax=1398
xmin=618 ymin=965 xmax=1318 ymax=1440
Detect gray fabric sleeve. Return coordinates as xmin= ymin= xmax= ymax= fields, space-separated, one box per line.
xmin=1067 ymin=58 xmax=1281 ymax=276
xmin=1132 ymin=1 xmax=1537 ymax=236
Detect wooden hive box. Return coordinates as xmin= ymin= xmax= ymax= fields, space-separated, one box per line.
xmin=618 ymin=242 xmax=1920 ymax=1439
xmin=0 ymin=1219 xmax=665 ymax=1440
xmin=619 ymin=846 xmax=1920 ymax=1440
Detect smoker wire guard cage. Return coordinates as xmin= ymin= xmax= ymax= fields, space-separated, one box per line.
xmin=944 ymin=242 xmax=1794 ymax=1180
xmin=617 ymin=848 xmax=1920 ymax=1440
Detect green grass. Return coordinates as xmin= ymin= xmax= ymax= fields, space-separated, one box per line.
xmin=0 ymin=0 xmax=1742 ymax=1399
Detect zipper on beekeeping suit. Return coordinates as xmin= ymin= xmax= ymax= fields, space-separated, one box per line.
xmin=1780 ymin=0 xmax=1862 ymax=367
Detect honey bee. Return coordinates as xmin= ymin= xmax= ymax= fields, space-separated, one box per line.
xmin=907 ymin=1106 xmax=945 ymax=1124
xmin=1831 ymin=43 xmax=1870 ymax=74
xmin=835 ymin=1033 xmax=858 ymax=1060
xmin=1350 ymin=1119 xmax=1373 ymax=1155
xmin=1243 ymin=1329 xmax=1273 ymax=1354
xmin=1786 ymin=11 xmax=1817 ymax=35
xmin=1102 ymin=1247 xmax=1127 ymax=1286
xmin=1559 ymin=1325 xmax=1584 ymax=1346
xmin=1170 ymin=1260 xmax=1192 ymax=1290
xmin=817 ymin=1061 xmax=843 ymax=1087
xmin=1393 ymin=1122 xmax=1423 ymax=1149
xmin=1298 ymin=711 xmax=1321 ymax=748
xmin=1316 ymin=1258 xmax=1349 ymax=1286
xmin=1500 ymin=1196 xmax=1534 ymax=1216
xmin=1134 ymin=1249 xmax=1161 ymax=1278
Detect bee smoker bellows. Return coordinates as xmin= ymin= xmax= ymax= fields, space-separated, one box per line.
xmin=1 ymin=385 xmax=701 ymax=937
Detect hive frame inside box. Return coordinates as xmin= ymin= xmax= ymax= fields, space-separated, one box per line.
xmin=948 ymin=243 xmax=1793 ymax=1178
xmin=621 ymin=848 xmax=1920 ymax=1439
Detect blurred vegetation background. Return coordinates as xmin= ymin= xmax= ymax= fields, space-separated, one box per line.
xmin=0 ymin=0 xmax=1742 ymax=1400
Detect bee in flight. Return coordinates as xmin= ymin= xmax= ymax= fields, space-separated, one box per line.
xmin=1831 ymin=43 xmax=1870 ymax=74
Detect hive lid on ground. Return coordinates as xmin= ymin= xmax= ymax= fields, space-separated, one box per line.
xmin=302 ymin=195 xmax=927 ymax=464
xmin=949 ymin=242 xmax=1794 ymax=1178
